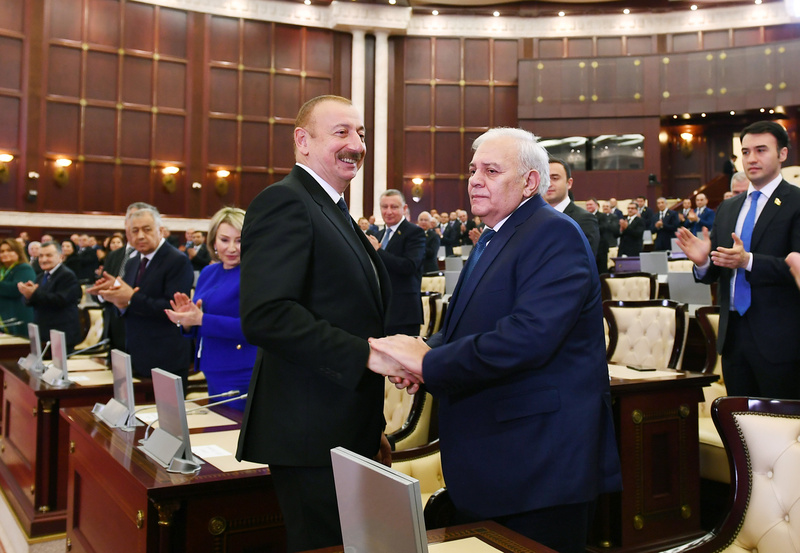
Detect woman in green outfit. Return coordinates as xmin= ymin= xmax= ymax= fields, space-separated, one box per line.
xmin=0 ymin=238 xmax=36 ymax=336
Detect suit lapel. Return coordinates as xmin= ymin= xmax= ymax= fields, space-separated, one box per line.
xmin=298 ymin=169 xmax=385 ymax=311
xmin=751 ymin=180 xmax=787 ymax=250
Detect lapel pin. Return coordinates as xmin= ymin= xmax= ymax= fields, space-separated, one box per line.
xmin=775 ymin=198 xmax=782 ymax=206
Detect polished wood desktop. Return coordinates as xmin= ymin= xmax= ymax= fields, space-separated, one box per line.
xmin=0 ymin=333 xmax=32 ymax=361
xmin=0 ymin=358 xmax=151 ymax=537
xmin=591 ymin=370 xmax=719 ymax=553
xmin=306 ymin=520 xmax=557 ymax=553
xmin=62 ymin=405 xmax=286 ymax=553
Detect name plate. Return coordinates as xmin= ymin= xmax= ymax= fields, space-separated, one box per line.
xmin=41 ymin=366 xmax=70 ymax=387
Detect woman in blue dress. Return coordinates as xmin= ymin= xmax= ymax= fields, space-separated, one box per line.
xmin=165 ymin=208 xmax=256 ymax=410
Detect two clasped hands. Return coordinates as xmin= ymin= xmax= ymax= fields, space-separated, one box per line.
xmin=367 ymin=335 xmax=431 ymax=394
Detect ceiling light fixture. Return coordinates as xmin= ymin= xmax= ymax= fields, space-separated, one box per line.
xmin=558 ymin=11 xmax=565 ymax=16
xmin=493 ymin=10 xmax=499 ymax=16
xmin=623 ymin=8 xmax=630 ymax=14
xmin=690 ymin=4 xmax=697 ymax=10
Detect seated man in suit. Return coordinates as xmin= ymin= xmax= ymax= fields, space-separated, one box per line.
xmin=417 ymin=210 xmax=441 ymax=274
xmin=650 ymin=196 xmax=681 ymax=250
xmin=586 ymin=198 xmax=619 ymax=274
xmin=370 ymin=127 xmax=621 ymax=553
xmin=687 ymin=193 xmax=715 ymax=236
xmin=368 ymin=189 xmax=426 ymax=335
xmin=89 ymin=206 xmax=194 ymax=382
xmin=17 ymin=241 xmax=82 ymax=350
xmin=618 ymin=202 xmax=645 ymax=256
xmin=545 ymin=157 xmax=600 ymax=257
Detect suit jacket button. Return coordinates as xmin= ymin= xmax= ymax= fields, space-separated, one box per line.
xmin=236 ymin=344 xmax=242 ymax=350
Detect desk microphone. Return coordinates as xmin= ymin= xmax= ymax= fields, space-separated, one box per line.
xmin=131 ymin=389 xmax=242 ymax=418
xmin=67 ymin=338 xmax=110 ymax=358
xmin=141 ymin=392 xmax=247 ymax=441
xmin=1 ymin=318 xmax=25 ymax=330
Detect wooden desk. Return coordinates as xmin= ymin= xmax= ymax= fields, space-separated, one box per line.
xmin=62 ymin=406 xmax=286 ymax=553
xmin=0 ymin=359 xmax=150 ymax=537
xmin=590 ymin=370 xmax=718 ymax=553
xmin=0 ymin=333 xmax=31 ymax=361
xmin=307 ymin=520 xmax=557 ymax=553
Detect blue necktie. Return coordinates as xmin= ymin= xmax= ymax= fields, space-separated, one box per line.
xmin=336 ymin=197 xmax=349 ymax=220
xmin=733 ymin=190 xmax=761 ymax=315
xmin=460 ymin=229 xmax=496 ymax=284
xmin=381 ymin=228 xmax=392 ymax=249
xmin=41 ymin=271 xmax=50 ymax=286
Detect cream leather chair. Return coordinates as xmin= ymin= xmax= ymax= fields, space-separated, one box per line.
xmin=604 ymin=299 xmax=687 ymax=370
xmin=600 ymin=272 xmax=658 ymax=302
xmin=665 ymin=396 xmax=800 ymax=553
xmin=419 ymin=292 xmax=443 ymax=339
xmin=607 ymin=246 xmax=619 ymax=271
xmin=421 ymin=274 xmax=446 ymax=295
xmin=668 ymin=259 xmax=696 ymax=272
xmin=392 ymin=440 xmax=445 ymax=508
xmin=384 ymin=381 xmax=435 ymax=451
xmin=695 ymin=306 xmax=729 ymax=484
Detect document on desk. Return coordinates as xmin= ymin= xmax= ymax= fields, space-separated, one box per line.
xmin=135 ymin=403 xmax=235 ymax=429
xmin=70 ymin=371 xmax=141 ymax=386
xmin=429 ymin=538 xmax=504 ymax=552
xmin=67 ymin=358 xmax=107 ymax=372
xmin=190 ymin=430 xmax=268 ymax=472
xmin=608 ymin=364 xmax=681 ymax=379
xmin=0 ymin=333 xmax=28 ymax=344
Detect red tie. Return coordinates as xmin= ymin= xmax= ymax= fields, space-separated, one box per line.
xmin=135 ymin=256 xmax=149 ymax=285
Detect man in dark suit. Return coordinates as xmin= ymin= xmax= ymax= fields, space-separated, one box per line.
xmin=587 ymin=198 xmax=619 ymax=274
xmin=687 ymin=193 xmax=715 ymax=236
xmin=457 ymin=209 xmax=476 ymax=245
xmin=234 ymin=96 xmax=394 ymax=553
xmin=677 ymin=121 xmax=800 ymax=399
xmin=27 ymin=241 xmax=42 ymax=275
xmin=18 ymin=241 xmax=82 ymax=350
xmin=723 ymin=153 xmax=737 ymax=178
xmin=75 ymin=233 xmax=99 ymax=282
xmin=367 ymin=190 xmax=425 ymax=336
xmin=609 ymin=197 xmax=624 ymax=220
xmin=417 ymin=210 xmax=441 ymax=273
xmin=650 ymin=196 xmax=681 ymax=250
xmin=370 ymin=127 xmax=621 ymax=553
xmin=635 ymin=195 xmax=655 ymax=229
xmin=89 ymin=206 xmax=194 ymax=381
xmin=187 ymin=230 xmax=211 ymax=271
xmin=545 ymin=157 xmax=600 ymax=257
xmin=440 ymin=213 xmax=461 ymax=256
xmin=618 ymin=202 xmax=645 ymax=256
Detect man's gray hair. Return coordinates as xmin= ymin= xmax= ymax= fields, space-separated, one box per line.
xmin=126 ymin=202 xmax=158 ymax=215
xmin=126 ymin=206 xmax=163 ymax=229
xmin=41 ymin=240 xmax=62 ymax=255
xmin=472 ymin=127 xmax=550 ymax=196
xmin=380 ymin=189 xmax=406 ymax=205
xmin=731 ymin=171 xmax=749 ymax=190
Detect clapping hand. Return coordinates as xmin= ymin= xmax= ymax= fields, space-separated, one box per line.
xmin=164 ymin=292 xmax=203 ymax=328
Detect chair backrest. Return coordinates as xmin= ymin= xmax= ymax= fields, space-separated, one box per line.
xmin=695 ymin=306 xmax=722 ymax=377
xmin=604 ymin=299 xmax=687 ymax=370
xmin=600 ymin=272 xmax=657 ymax=301
xmin=607 ymin=246 xmax=618 ymax=270
xmin=384 ymin=380 xmax=416 ymax=434
xmin=419 ymin=292 xmax=442 ymax=339
xmin=640 ymin=251 xmax=669 ymax=275
xmin=392 ymin=440 xmax=445 ymax=501
xmin=74 ymin=308 xmax=104 ymax=350
xmin=384 ymin=383 xmax=435 ymax=450
xmin=421 ymin=274 xmax=445 ymax=295
xmin=668 ymin=259 xmax=695 ymax=272
xmin=665 ymin=397 xmax=800 ymax=553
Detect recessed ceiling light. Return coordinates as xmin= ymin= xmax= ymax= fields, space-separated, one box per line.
xmin=730 ymin=111 xmax=736 ymax=115
xmin=690 ymin=4 xmax=697 ymax=10
xmin=755 ymin=0 xmax=762 ymax=4
xmin=432 ymin=9 xmax=438 ymax=15
xmin=673 ymin=115 xmax=678 ymax=119
xmin=769 ymin=109 xmax=775 ymax=114
xmin=701 ymin=113 xmax=707 ymax=117
xmin=389 ymin=0 xmax=396 ymax=4
xmin=304 ymin=0 xmax=310 ymax=4
xmin=558 ymin=11 xmax=565 ymax=16
xmin=493 ymin=10 xmax=499 ymax=16
xmin=760 ymin=108 xmax=766 ymax=112
xmin=623 ymin=8 xmax=630 ymax=14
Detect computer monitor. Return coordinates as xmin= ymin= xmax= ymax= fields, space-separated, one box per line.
xmin=331 ymin=447 xmax=428 ymax=553
xmin=668 ymin=271 xmax=713 ymax=309
xmin=640 ymin=251 xmax=669 ymax=275
xmin=94 ymin=350 xmax=138 ymax=429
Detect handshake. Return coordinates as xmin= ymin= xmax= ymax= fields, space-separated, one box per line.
xmin=366 ymin=335 xmax=430 ymax=394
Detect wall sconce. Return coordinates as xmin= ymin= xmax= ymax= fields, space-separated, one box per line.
xmin=411 ymin=177 xmax=424 ymax=202
xmin=0 ymin=153 xmax=13 ymax=184
xmin=215 ymin=169 xmax=230 ymax=196
xmin=191 ymin=181 xmax=202 ymax=190
xmin=162 ymin=166 xmax=179 ymax=194
xmin=54 ymin=158 xmax=72 ymax=187
xmin=679 ymin=132 xmax=694 ymax=157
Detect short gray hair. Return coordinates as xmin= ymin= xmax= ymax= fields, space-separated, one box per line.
xmin=380 ymin=189 xmax=406 ymax=205
xmin=126 ymin=206 xmax=163 ymax=229
xmin=731 ymin=171 xmax=749 ymax=190
xmin=472 ymin=127 xmax=550 ymax=196
xmin=41 ymin=240 xmax=62 ymax=255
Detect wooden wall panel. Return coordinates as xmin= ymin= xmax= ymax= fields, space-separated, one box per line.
xmin=0 ymin=0 xmax=25 ymax=33
xmin=86 ymin=51 xmax=118 ymax=101
xmin=272 ymin=123 xmax=296 ymax=169
xmin=733 ymin=27 xmax=762 ymax=47
xmin=118 ymin=165 xmax=151 ymax=208
xmin=241 ymin=122 xmax=269 ymax=167
xmin=273 ymin=25 xmax=301 ymax=69
xmin=568 ymin=38 xmax=593 ymax=58
xmin=45 ymin=103 xmax=80 ymax=154
xmin=154 ymin=113 xmax=184 ymax=161
xmin=434 ymin=132 xmax=462 ymax=175
xmin=305 ymin=77 xmax=332 ymax=101
xmin=435 ymin=39 xmax=461 ymax=81
xmin=44 ymin=162 xmax=80 ymax=211
xmin=539 ymin=38 xmax=563 ymax=59
xmin=123 ymin=2 xmax=154 ymax=52
xmin=404 ymin=132 xmax=431 ymax=175
xmin=240 ymin=173 xmax=273 ymax=206
xmin=119 ymin=110 xmax=151 ymax=159
xmin=87 ymin=0 xmax=120 ymax=47
xmin=157 ymin=61 xmax=186 ymax=109
xmin=47 ymin=46 xmax=81 ymax=97
xmin=404 ymin=38 xmax=432 ymax=79
xmin=272 ymin=74 xmax=302 ymax=118
xmin=597 ymin=37 xmax=623 ymax=57
xmin=49 ymin=0 xmax=81 ymax=40
xmin=0 ymin=97 xmax=20 ymax=150
xmin=209 ymin=17 xmax=239 ymax=63
xmin=434 ymin=85 xmax=460 ymax=127
xmin=158 ymin=8 xmax=187 ymax=59
xmin=492 ymin=86 xmax=517 ymax=127
xmin=464 ymin=40 xmax=489 ymax=82
xmin=672 ymin=32 xmax=700 ymax=52
xmin=209 ymin=67 xmax=237 ymax=113
xmin=306 ymin=28 xmax=334 ymax=74
xmin=83 ymin=106 xmax=116 ymax=157
xmin=493 ymin=40 xmax=518 ymax=82
xmin=154 ymin=169 xmax=186 ymax=213
xmin=82 ymin=163 xmax=115 ymax=212
xmin=405 ymin=85 xmax=431 ymax=127
xmin=0 ymin=37 xmax=23 ymax=90
xmin=627 ymin=36 xmax=654 ymax=55
xmin=241 ymin=72 xmax=269 ymax=117
xmin=207 ymin=119 xmax=237 ymax=165
xmin=242 ymin=20 xmax=271 ymax=68
xmin=121 ymin=56 xmax=153 ymax=105
xmin=703 ymin=30 xmax=729 ymax=50
xmin=464 ymin=87 xmax=490 ymax=128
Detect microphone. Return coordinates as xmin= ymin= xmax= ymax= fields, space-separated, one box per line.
xmin=142 ymin=393 xmax=247 ymax=441
xmin=19 ymin=340 xmax=51 ymax=373
xmin=1 ymin=318 xmax=25 ymax=330
xmin=131 ymin=389 xmax=241 ymax=418
xmin=67 ymin=338 xmax=110 ymax=358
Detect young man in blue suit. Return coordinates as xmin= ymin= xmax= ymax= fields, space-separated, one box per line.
xmin=677 ymin=120 xmax=800 ymax=399
xmin=687 ymin=193 xmax=715 ymax=235
xmin=370 ymin=127 xmax=622 ymax=553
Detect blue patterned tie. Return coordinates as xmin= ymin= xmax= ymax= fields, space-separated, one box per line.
xmin=734 ymin=190 xmax=761 ymax=315
xmin=381 ymin=228 xmax=392 ymax=249
xmin=336 ymin=197 xmax=350 ymax=221
xmin=461 ymin=229 xmax=496 ymax=284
